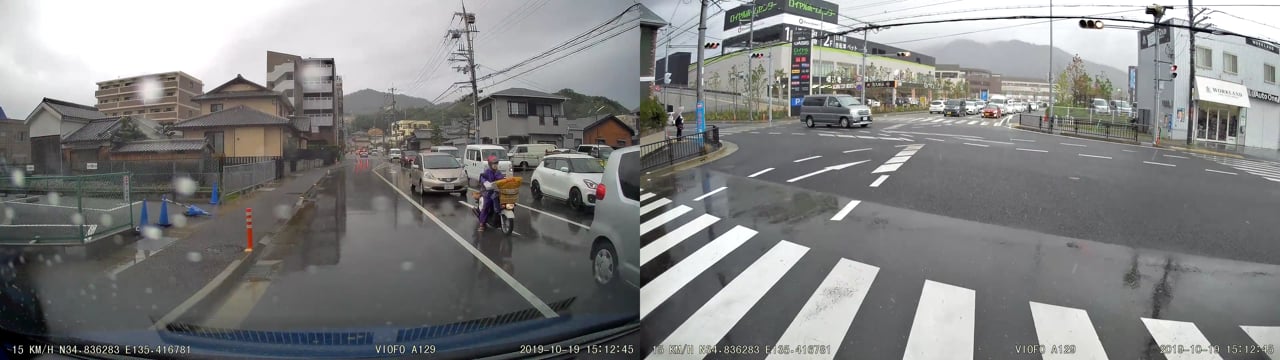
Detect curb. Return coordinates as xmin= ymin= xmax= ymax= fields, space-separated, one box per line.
xmin=643 ymin=141 xmax=738 ymax=179
xmin=151 ymin=167 xmax=332 ymax=330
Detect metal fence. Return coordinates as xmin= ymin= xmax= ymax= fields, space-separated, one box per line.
xmin=0 ymin=172 xmax=135 ymax=245
xmin=221 ymin=160 xmax=277 ymax=201
xmin=1016 ymin=113 xmax=1149 ymax=142
xmin=641 ymin=126 xmax=721 ymax=172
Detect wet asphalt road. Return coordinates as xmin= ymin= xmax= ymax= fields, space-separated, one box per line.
xmin=186 ymin=158 xmax=636 ymax=346
xmin=640 ymin=113 xmax=1280 ymax=359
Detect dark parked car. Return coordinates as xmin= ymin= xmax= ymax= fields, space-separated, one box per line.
xmin=943 ymin=99 xmax=967 ymax=117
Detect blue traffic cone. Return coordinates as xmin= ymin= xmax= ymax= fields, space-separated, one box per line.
xmin=210 ymin=182 xmax=220 ymax=205
xmin=136 ymin=199 xmax=149 ymax=232
xmin=157 ymin=196 xmax=172 ymax=227
xmin=185 ymin=205 xmax=210 ymax=217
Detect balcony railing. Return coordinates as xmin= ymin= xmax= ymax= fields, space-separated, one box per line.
xmin=303 ymin=98 xmax=333 ymax=109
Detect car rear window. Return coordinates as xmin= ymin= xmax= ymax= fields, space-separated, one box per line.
xmin=619 ymin=152 xmax=639 ymax=202
xmin=945 ymin=100 xmax=962 ymax=105
xmin=931 ymin=101 xmax=943 ymax=105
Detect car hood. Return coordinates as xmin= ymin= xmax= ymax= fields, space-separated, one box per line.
xmin=425 ymin=167 xmax=465 ymax=179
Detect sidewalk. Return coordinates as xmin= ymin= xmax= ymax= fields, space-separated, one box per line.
xmin=1155 ymin=140 xmax=1280 ymax=162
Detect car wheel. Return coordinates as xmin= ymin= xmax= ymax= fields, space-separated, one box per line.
xmin=840 ymin=118 xmax=849 ymax=128
xmin=569 ymin=188 xmax=583 ymax=210
xmin=531 ymin=181 xmax=543 ymax=200
xmin=805 ymin=117 xmax=815 ymax=128
xmin=592 ymin=240 xmax=618 ymax=286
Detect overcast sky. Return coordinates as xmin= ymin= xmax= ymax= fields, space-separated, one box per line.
xmin=0 ymin=0 xmax=640 ymax=118
xmin=644 ymin=0 xmax=1280 ymax=70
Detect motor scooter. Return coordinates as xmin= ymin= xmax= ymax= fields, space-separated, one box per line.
xmin=473 ymin=178 xmax=518 ymax=235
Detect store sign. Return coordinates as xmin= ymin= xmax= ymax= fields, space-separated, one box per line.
xmin=1249 ymin=88 xmax=1280 ymax=104
xmin=723 ymin=0 xmax=784 ymax=30
xmin=790 ymin=31 xmax=813 ymax=116
xmin=1246 ymin=38 xmax=1280 ymax=55
xmin=865 ymin=80 xmax=897 ymax=88
xmin=723 ymin=0 xmax=838 ymax=31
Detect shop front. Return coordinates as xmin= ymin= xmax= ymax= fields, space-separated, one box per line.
xmin=1192 ymin=76 xmax=1251 ymax=144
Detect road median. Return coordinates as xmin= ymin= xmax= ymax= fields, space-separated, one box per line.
xmin=643 ymin=140 xmax=737 ymax=179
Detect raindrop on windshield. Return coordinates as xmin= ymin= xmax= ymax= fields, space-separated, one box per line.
xmin=100 ymin=213 xmax=114 ymax=227
xmin=70 ymin=213 xmax=84 ymax=225
xmin=138 ymin=77 xmax=164 ymax=104
xmin=173 ymin=177 xmax=198 ymax=196
xmin=186 ymin=251 xmax=202 ymax=262
xmin=144 ymin=287 xmax=152 ymax=294
xmin=143 ymin=226 xmax=162 ymax=240
xmin=8 ymin=170 xmax=23 ymax=187
xmin=372 ymin=196 xmax=391 ymax=211
xmin=171 ymin=214 xmax=187 ymax=228
xmin=52 ymin=254 xmax=62 ymax=264
xmin=88 ymin=283 xmax=95 ymax=290
xmin=3 ymin=207 xmax=13 ymax=223
xmin=401 ymin=261 xmax=414 ymax=271
xmin=306 ymin=265 xmax=318 ymax=274
xmin=46 ymin=192 xmax=60 ymax=206
xmin=275 ymin=204 xmax=292 ymax=219
xmin=112 ymin=235 xmax=124 ymax=245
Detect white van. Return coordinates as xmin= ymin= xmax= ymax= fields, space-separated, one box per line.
xmin=428 ymin=145 xmax=459 ymax=159
xmin=462 ymin=144 xmax=513 ymax=183
xmin=508 ymin=143 xmax=556 ymax=170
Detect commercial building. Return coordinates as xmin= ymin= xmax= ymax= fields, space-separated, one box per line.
xmin=656 ymin=52 xmax=692 ymax=86
xmin=1001 ymin=76 xmax=1052 ymax=102
xmin=266 ymin=51 xmax=341 ymax=147
xmin=94 ymin=71 xmax=205 ymax=124
xmin=963 ymin=68 xmax=1002 ymax=100
xmin=1136 ymin=18 xmax=1280 ymax=149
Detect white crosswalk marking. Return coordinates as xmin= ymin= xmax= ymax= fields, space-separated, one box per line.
xmin=641 ymin=205 xmax=692 ymax=235
xmin=641 ymin=192 xmax=656 ymax=201
xmin=1141 ymin=318 xmax=1224 ymax=360
xmin=873 ymin=163 xmax=903 ymax=173
xmin=641 ymin=214 xmax=720 ymax=266
xmin=767 ymin=258 xmax=880 ymax=360
xmin=649 ymin=241 xmax=808 ymax=360
xmin=967 ymin=120 xmax=979 ymax=125
xmin=640 ymin=197 xmax=672 ymax=216
xmin=1192 ymin=154 xmax=1280 ymax=182
xmin=904 ymin=280 xmax=975 ymax=360
xmin=640 ymin=225 xmax=758 ymax=319
xmin=1240 ymin=326 xmax=1280 ymax=357
xmin=1029 ymin=302 xmax=1110 ymax=360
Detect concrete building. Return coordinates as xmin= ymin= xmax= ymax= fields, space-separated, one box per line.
xmin=0 ymin=118 xmax=31 ymax=166
xmin=1136 ymin=18 xmax=1280 ymax=149
xmin=266 ymin=51 xmax=341 ymax=147
xmin=640 ymin=4 xmax=667 ymax=100
xmin=94 ymin=71 xmax=204 ymax=124
xmin=476 ymin=88 xmax=569 ymax=146
xmin=656 ymin=52 xmax=692 ymax=86
xmin=1001 ymin=76 xmax=1052 ymax=102
xmin=963 ymin=68 xmax=1002 ymax=100
xmin=23 ymin=98 xmax=110 ymax=174
xmin=933 ymin=64 xmax=967 ymax=83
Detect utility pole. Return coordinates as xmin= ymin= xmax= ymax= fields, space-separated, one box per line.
xmin=389 ymin=86 xmax=397 ymax=148
xmin=767 ymin=51 xmax=773 ymax=125
xmin=1048 ymin=0 xmax=1054 ymax=119
xmin=860 ymin=28 xmax=869 ymax=105
xmin=452 ymin=3 xmax=481 ymax=145
xmin=695 ymin=0 xmax=707 ymax=136
xmin=746 ymin=0 xmax=757 ymax=122
xmin=1185 ymin=1 xmax=1197 ymax=145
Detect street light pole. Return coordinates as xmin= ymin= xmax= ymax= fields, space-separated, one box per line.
xmin=860 ymin=28 xmax=868 ymax=105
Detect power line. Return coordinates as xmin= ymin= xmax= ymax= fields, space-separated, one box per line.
xmin=480 ymin=0 xmax=551 ymax=42
xmin=880 ymin=9 xmax=1136 ymax=45
xmin=1204 ymin=8 xmax=1280 ymax=34
xmin=479 ymin=64 xmax=551 ymax=91
xmin=476 ymin=4 xmax=639 ymax=83
xmin=478 ymin=17 xmax=636 ymax=94
xmin=859 ymin=0 xmax=965 ymax=21
xmin=867 ymin=4 xmax=1149 ymax=24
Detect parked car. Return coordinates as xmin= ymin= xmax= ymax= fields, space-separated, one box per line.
xmin=981 ymin=104 xmax=1004 ymax=118
xmin=429 ymin=145 xmax=460 ymax=159
xmin=531 ymin=153 xmax=605 ymax=211
xmin=389 ymin=148 xmax=402 ymax=161
xmin=1090 ymin=98 xmax=1111 ymax=115
xmin=399 ymin=151 xmax=420 ymax=168
xmin=865 ymin=98 xmax=882 ymax=107
xmin=1111 ymin=100 xmax=1133 ymax=117
xmin=462 ymin=144 xmax=513 ymax=183
xmin=799 ymin=94 xmax=874 ymax=128
xmin=576 ymin=144 xmax=615 ymax=161
xmin=410 ymin=153 xmax=467 ymax=196
xmin=508 ymin=143 xmax=556 ymax=171
xmin=928 ymin=100 xmax=945 ymax=114
xmin=964 ymin=101 xmax=979 ymax=115
xmin=589 ymin=146 xmax=639 ymax=287
xmin=942 ymin=99 xmax=966 ymax=117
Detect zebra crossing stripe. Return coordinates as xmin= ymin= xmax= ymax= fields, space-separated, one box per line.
xmin=640 ymin=225 xmax=758 ymax=320
xmin=1239 ymin=326 xmax=1280 ymax=355
xmin=641 ymin=192 xmax=656 ymax=202
xmin=766 ymin=258 xmax=880 ymax=360
xmin=641 ymin=205 xmax=692 ymax=235
xmin=872 ymin=163 xmax=903 ymax=174
xmin=641 ymin=214 xmax=720 ymax=266
xmin=1140 ymin=318 xmax=1223 ymax=360
xmin=640 ymin=198 xmax=673 ymax=216
xmin=1029 ymin=302 xmax=1110 ymax=360
xmin=903 ymin=280 xmax=975 ymax=360
xmin=649 ymin=241 xmax=808 ymax=360
xmin=967 ymin=120 xmax=979 ymax=125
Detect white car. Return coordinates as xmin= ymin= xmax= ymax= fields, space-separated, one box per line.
xmin=530 ymin=154 xmax=605 ymax=211
xmin=388 ymin=148 xmax=402 ymax=160
xmin=461 ymin=144 xmax=513 ymax=183
xmin=928 ymin=100 xmax=945 ymax=114
xmin=588 ymin=147 xmax=639 ymax=287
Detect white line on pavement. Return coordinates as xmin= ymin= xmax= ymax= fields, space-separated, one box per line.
xmin=640 ymin=198 xmax=672 ymax=216
xmin=1010 ymin=138 xmax=1035 ymax=142
xmin=967 ymin=120 xmax=979 ymax=125
xmin=856 ymin=135 xmax=876 ymax=139
xmin=766 ymin=258 xmax=878 ymax=360
xmin=373 ymin=170 xmax=558 ymax=318
xmin=1204 ymin=169 xmax=1238 ymax=175
xmin=1029 ymin=302 xmax=1109 ymax=360
xmin=1141 ymin=318 xmax=1223 ymax=360
xmin=963 ymin=143 xmax=990 ymax=148
xmin=898 ymin=150 xmax=919 ymax=156
xmin=926 ymin=137 xmax=945 ymax=142
xmin=1266 ymin=177 xmax=1280 ymax=182
xmin=1143 ymin=161 xmax=1176 ymax=167
xmin=1122 ymin=149 xmax=1137 ymax=152
xmin=516 ymin=203 xmax=589 ymax=229
xmin=837 ymin=134 xmax=856 ymax=138
xmin=844 ymin=148 xmax=872 ymax=153
xmin=769 ymin=132 xmax=782 ymax=134
xmin=641 ymin=225 xmax=758 ymax=319
xmin=818 ymin=133 xmax=834 ymax=137
xmin=1061 ymin=143 xmax=1087 ymax=147
xmin=640 ymin=192 xmax=656 ymax=201
xmin=787 ymin=160 xmax=870 ymax=183
xmin=640 ymin=214 xmax=720 ymax=266
xmin=869 ymin=175 xmax=889 ymax=188
xmin=904 ymin=280 xmax=975 ymax=360
xmin=872 ymin=163 xmax=903 ymax=174
xmin=748 ymin=168 xmax=775 ymax=177
xmin=886 ymin=156 xmax=912 ymax=164
xmin=1163 ymin=154 xmax=1189 ymax=159
xmin=894 ymin=144 xmax=909 ymax=148
xmin=1016 ymin=148 xmax=1048 ymax=153
xmin=1079 ymin=154 xmax=1112 ymax=159
xmin=831 ymin=200 xmax=861 ymax=221
xmin=968 ymin=139 xmax=1015 ymax=145
xmin=691 ymin=186 xmax=727 ymax=201
xmin=641 ymin=205 xmax=692 ymax=235
xmin=1239 ymin=326 xmax=1280 ymax=357
xmin=794 ymin=155 xmax=823 ymax=163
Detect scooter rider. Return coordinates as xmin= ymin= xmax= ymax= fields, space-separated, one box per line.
xmin=477 ymin=155 xmax=506 ymax=232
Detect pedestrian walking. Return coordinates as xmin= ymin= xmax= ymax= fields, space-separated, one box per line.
xmin=674 ymin=106 xmax=685 ymax=139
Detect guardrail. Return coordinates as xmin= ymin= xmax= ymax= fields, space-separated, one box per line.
xmin=640 ymin=126 xmax=721 ymax=172
xmin=1016 ymin=113 xmax=1148 ymax=142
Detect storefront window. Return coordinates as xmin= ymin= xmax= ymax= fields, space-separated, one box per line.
xmin=1228 ymin=114 xmax=1238 ymax=138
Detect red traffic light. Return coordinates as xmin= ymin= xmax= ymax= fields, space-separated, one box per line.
xmin=750 ymin=53 xmax=765 ymax=58
xmin=704 ymin=42 xmax=720 ymax=49
xmin=1170 ymin=65 xmax=1178 ymax=72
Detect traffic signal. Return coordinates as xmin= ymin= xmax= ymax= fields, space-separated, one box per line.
xmin=750 ymin=53 xmax=765 ymax=59
xmin=1170 ymin=65 xmax=1179 ymax=78
xmin=1079 ymin=19 xmax=1104 ymax=29
xmin=1145 ymin=4 xmax=1168 ymax=22
xmin=704 ymin=42 xmax=720 ymax=49
xmin=896 ymin=51 xmax=911 ymax=57
xmin=664 ymin=72 xmax=672 ymax=84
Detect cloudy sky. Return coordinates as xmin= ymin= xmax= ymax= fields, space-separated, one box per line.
xmin=643 ymin=0 xmax=1279 ymax=70
xmin=0 ymin=0 xmax=640 ymax=119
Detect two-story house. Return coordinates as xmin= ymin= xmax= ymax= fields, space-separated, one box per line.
xmin=476 ymin=88 xmax=570 ymax=146
xmin=178 ymin=75 xmax=308 ymax=161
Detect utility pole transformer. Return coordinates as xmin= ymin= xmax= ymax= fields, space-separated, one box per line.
xmin=452 ymin=3 xmax=481 ymax=145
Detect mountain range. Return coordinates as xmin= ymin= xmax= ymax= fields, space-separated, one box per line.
xmin=921 ymin=39 xmax=1128 ymax=87
xmin=343 ymin=89 xmax=434 ymax=115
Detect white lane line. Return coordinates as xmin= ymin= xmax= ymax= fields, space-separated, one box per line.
xmin=1163 ymin=154 xmax=1190 ymax=159
xmin=1204 ymin=169 xmax=1237 ymax=175
xmin=654 ymin=241 xmax=808 ymax=360
xmin=942 ymin=120 xmax=955 ymax=124
xmin=640 ymin=198 xmax=672 ymax=216
xmin=769 ymin=132 xmax=782 ymax=135
xmin=105 ymin=201 xmax=143 ymax=212
xmin=1016 ymin=148 xmax=1048 ymax=153
xmin=794 ymin=155 xmax=823 ymax=163
xmin=855 ymin=135 xmax=876 ymax=139
xmin=969 ymin=139 xmax=1015 ymax=145
xmin=1266 ymin=177 xmax=1280 ymax=182
xmin=373 ymin=170 xmax=557 ymax=318
xmin=903 ymin=280 xmax=975 ymax=360
xmin=1240 ymin=326 xmax=1280 ymax=357
xmin=894 ymin=144 xmax=910 ymax=148
xmin=641 ymin=205 xmax=692 ymax=235
xmin=925 ymin=137 xmax=945 ymax=142
xmin=1029 ymin=302 xmax=1110 ymax=360
xmin=830 ymin=200 xmax=861 ymax=221
xmin=691 ymin=186 xmax=727 ymax=201
xmin=641 ymin=192 xmax=656 ymax=201
xmin=748 ymin=168 xmax=775 ymax=178
xmin=1010 ymin=138 xmax=1035 ymax=142
xmin=457 ymin=200 xmax=475 ymax=208
xmin=843 ymin=148 xmax=872 ymax=153
xmin=869 ymin=175 xmax=889 ymax=188
xmin=766 ymin=258 xmax=879 ymax=360
xmin=872 ymin=163 xmax=903 ymax=174
xmin=787 ymin=160 xmax=869 ymax=183
xmin=818 ymin=133 xmax=834 ymax=137
xmin=1061 ymin=142 xmax=1087 ymax=147
xmin=516 ymin=203 xmax=589 ymax=229
xmin=1141 ymin=318 xmax=1224 ymax=360
xmin=748 ymin=132 xmax=760 ymax=134
xmin=837 ymin=134 xmax=856 ymax=138
xmin=963 ymin=143 xmax=989 ymax=148
xmin=1121 ymin=149 xmax=1137 ymax=153
xmin=1078 ymin=154 xmax=1112 ymax=159
xmin=967 ymin=120 xmax=979 ymax=125
xmin=886 ymin=156 xmax=912 ymax=164
xmin=640 ymin=225 xmax=758 ymax=319
xmin=640 ymin=214 xmax=720 ymax=266
xmin=1143 ymin=161 xmax=1176 ymax=167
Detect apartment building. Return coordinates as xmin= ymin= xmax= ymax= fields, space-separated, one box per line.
xmin=265 ymin=51 xmax=341 ymax=147
xmin=95 ymin=71 xmax=204 ymax=124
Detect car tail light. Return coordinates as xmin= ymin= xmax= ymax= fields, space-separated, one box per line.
xmin=595 ymin=183 xmax=606 ymax=201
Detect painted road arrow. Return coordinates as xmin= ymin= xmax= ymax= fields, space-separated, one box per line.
xmin=786 ymin=160 xmax=870 ymax=183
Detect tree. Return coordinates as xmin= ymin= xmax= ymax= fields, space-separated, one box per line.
xmin=708 ymin=72 xmax=722 ymax=92
xmin=1054 ymin=70 xmax=1073 ymax=106
xmin=638 ymin=97 xmax=668 ymax=133
xmin=1066 ymin=54 xmax=1092 ymax=106
xmin=110 ymin=116 xmax=149 ymax=146
xmin=429 ymin=123 xmax=445 ymax=146
xmin=1094 ymin=74 xmax=1115 ymax=101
